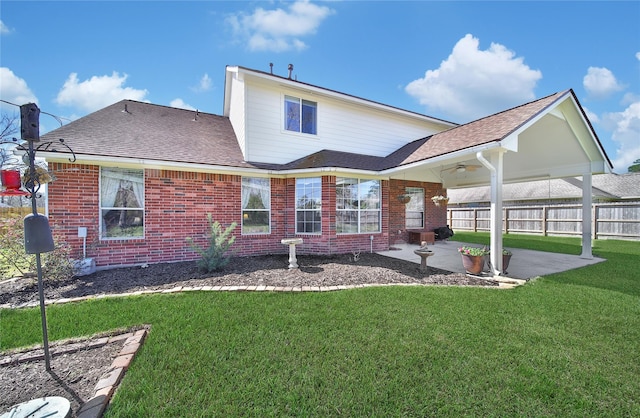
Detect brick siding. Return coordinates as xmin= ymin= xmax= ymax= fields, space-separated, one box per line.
xmin=48 ymin=163 xmax=446 ymax=267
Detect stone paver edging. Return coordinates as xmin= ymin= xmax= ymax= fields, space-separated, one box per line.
xmin=2 ymin=278 xmax=525 ymax=310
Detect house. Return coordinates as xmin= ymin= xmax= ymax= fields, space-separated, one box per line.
xmin=448 ymin=172 xmax=640 ymax=207
xmin=38 ymin=65 xmax=612 ymax=269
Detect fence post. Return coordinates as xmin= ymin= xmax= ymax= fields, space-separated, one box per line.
xmin=542 ymin=206 xmax=547 ymax=236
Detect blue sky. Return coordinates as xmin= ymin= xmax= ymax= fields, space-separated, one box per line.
xmin=1 ymin=1 xmax=638 ymax=172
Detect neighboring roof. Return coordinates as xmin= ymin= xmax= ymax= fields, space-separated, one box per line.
xmin=381 ymin=91 xmax=569 ymax=169
xmin=448 ymin=173 xmax=640 ymax=203
xmin=39 ymin=100 xmax=257 ymax=169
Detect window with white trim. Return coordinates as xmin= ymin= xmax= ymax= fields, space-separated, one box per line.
xmin=284 ymin=95 xmax=317 ymax=135
xmin=242 ymin=177 xmax=270 ymax=234
xmin=296 ymin=178 xmax=321 ymax=233
xmin=100 ymin=167 xmax=144 ymax=239
xmin=336 ymin=177 xmax=380 ymax=233
xmin=405 ymin=187 xmax=424 ymax=229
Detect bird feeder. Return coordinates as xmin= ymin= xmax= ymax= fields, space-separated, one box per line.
xmin=0 ymin=169 xmax=29 ymax=196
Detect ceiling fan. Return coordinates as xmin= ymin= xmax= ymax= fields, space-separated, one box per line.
xmin=444 ymin=163 xmax=482 ymax=174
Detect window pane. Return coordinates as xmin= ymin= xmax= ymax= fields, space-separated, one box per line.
xmin=336 ymin=210 xmax=359 ymax=234
xmin=360 ymin=212 xmax=380 ymax=232
xmin=242 ymin=177 xmax=270 ymax=209
xmin=100 ymin=167 xmax=144 ymax=239
xmin=360 ymin=180 xmax=380 ymax=209
xmin=242 ymin=211 xmax=270 ymax=234
xmin=101 ymin=209 xmax=144 ymax=238
xmin=336 ymin=177 xmax=359 ymax=209
xmin=242 ymin=177 xmax=271 ymax=234
xmin=296 ymin=178 xmax=321 ymax=233
xmin=285 ymin=96 xmax=300 ymax=132
xmin=302 ymin=100 xmax=317 ymax=134
xmin=405 ymin=187 xmax=424 ymax=228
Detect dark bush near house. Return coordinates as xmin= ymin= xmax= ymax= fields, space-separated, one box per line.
xmin=434 ymin=225 xmax=454 ymax=240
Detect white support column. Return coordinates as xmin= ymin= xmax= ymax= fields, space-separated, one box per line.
xmin=580 ymin=172 xmax=593 ymax=259
xmin=477 ymin=151 xmax=504 ymax=275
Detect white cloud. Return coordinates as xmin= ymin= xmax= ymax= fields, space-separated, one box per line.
xmin=405 ymin=34 xmax=542 ymax=122
xmin=0 ymin=67 xmax=38 ymax=110
xmin=170 ymin=98 xmax=196 ymax=111
xmin=602 ymin=101 xmax=640 ymax=172
xmin=0 ymin=20 xmax=11 ymax=35
xmin=582 ymin=106 xmax=600 ymax=124
xmin=583 ymin=67 xmax=624 ymax=99
xmin=55 ymin=72 xmax=148 ymax=112
xmin=192 ymin=73 xmax=212 ymax=92
xmin=636 ymin=52 xmax=640 ymax=61
xmin=227 ymin=0 xmax=334 ymax=52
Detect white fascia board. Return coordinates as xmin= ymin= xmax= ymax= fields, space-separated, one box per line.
xmin=237 ymin=67 xmax=457 ymax=128
xmin=41 ymin=152 xmax=389 ymax=179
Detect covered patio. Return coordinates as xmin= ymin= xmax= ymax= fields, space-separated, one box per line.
xmin=381 ymin=89 xmax=612 ymax=276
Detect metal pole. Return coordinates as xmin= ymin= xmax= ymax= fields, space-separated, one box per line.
xmin=28 ymin=138 xmax=51 ymax=371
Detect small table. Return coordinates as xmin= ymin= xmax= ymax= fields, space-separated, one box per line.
xmin=408 ymin=230 xmax=435 ymax=245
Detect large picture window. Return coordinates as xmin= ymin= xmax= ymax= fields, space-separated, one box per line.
xmin=405 ymin=187 xmax=425 ymax=229
xmin=242 ymin=177 xmax=270 ymax=234
xmin=100 ymin=167 xmax=144 ymax=239
xmin=296 ymin=178 xmax=321 ymax=233
xmin=284 ymin=95 xmax=317 ymax=135
xmin=336 ymin=177 xmax=380 ymax=234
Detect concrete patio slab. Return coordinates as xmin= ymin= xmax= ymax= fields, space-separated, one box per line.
xmin=377 ymin=241 xmax=606 ymax=280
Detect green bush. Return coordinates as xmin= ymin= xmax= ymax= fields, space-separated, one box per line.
xmin=0 ymin=217 xmax=73 ymax=281
xmin=186 ymin=214 xmax=237 ymax=272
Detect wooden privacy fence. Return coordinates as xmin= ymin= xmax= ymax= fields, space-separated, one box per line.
xmin=448 ymin=202 xmax=640 ymax=240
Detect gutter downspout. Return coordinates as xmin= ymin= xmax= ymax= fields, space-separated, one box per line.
xmin=476 ymin=151 xmax=503 ymax=275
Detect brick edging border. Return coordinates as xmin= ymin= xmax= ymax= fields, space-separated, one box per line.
xmin=2 ymin=278 xmax=524 ymax=310
xmin=77 ymin=327 xmax=148 ymax=418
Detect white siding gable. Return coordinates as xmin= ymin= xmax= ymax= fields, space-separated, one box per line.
xmin=225 ymin=67 xmax=454 ymax=165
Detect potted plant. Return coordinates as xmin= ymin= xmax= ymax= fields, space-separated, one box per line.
xmin=458 ymin=246 xmax=489 ymax=274
xmin=486 ymin=248 xmax=513 ymax=275
xmin=431 ymin=195 xmax=449 ymax=206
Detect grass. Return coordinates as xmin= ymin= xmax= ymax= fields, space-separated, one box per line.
xmin=1 ymin=234 xmax=639 ymax=416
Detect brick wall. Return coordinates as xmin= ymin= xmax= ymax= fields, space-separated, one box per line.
xmin=388 ymin=179 xmax=449 ymax=246
xmin=48 ymin=163 xmax=445 ymax=267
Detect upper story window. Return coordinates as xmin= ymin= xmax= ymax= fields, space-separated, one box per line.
xmin=336 ymin=177 xmax=380 ymax=234
xmin=296 ymin=178 xmax=322 ymax=234
xmin=242 ymin=177 xmax=270 ymax=234
xmin=100 ymin=167 xmax=144 ymax=239
xmin=405 ymin=187 xmax=424 ymax=229
xmin=285 ymin=95 xmax=317 ymax=135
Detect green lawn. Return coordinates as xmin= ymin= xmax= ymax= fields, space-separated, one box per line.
xmin=1 ymin=234 xmax=639 ymax=416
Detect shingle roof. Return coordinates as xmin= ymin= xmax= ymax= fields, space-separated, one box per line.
xmin=448 ymin=173 xmax=640 ymax=203
xmin=39 ymin=100 xmax=256 ymax=169
xmin=39 ymin=88 xmax=587 ymax=175
xmin=380 ymin=91 xmax=568 ymax=169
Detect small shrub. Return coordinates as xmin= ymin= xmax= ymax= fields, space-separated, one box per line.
xmin=186 ymin=214 xmax=237 ymax=272
xmin=0 ymin=216 xmax=73 ymax=281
